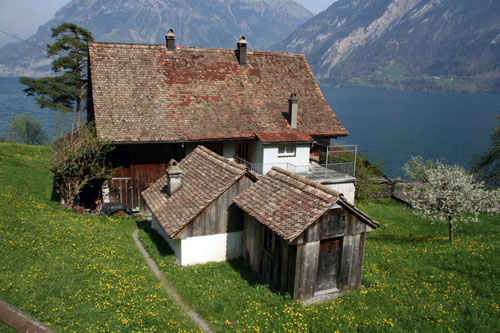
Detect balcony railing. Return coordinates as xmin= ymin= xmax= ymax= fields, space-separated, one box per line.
xmin=234 ymin=157 xmax=356 ymax=181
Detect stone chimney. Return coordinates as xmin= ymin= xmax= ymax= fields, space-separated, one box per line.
xmin=166 ymin=159 xmax=183 ymax=195
xmin=237 ymin=36 xmax=247 ymax=66
xmin=166 ymin=29 xmax=176 ymax=51
xmin=289 ymin=93 xmax=298 ymax=129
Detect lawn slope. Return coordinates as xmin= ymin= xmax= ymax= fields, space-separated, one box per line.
xmin=0 ymin=143 xmax=199 ymax=332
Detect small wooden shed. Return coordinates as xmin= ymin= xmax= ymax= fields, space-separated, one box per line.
xmin=142 ymin=145 xmax=256 ymax=266
xmin=234 ymin=167 xmax=379 ymax=302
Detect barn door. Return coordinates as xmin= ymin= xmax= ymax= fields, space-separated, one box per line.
xmin=315 ymin=238 xmax=342 ymax=292
xmin=109 ymin=177 xmax=133 ymax=209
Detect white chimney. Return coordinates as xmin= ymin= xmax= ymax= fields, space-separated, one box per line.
xmin=289 ymin=93 xmax=298 ymax=129
xmin=166 ymin=159 xmax=182 ymax=195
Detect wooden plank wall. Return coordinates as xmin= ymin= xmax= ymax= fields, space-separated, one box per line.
xmin=338 ymin=233 xmax=365 ymax=291
xmin=176 ymin=176 xmax=255 ymax=239
xmin=108 ymin=143 xmax=183 ymax=212
xmin=243 ymin=215 xmax=296 ymax=296
xmin=294 ymin=208 xmax=367 ymax=245
xmin=293 ymin=241 xmax=320 ymax=300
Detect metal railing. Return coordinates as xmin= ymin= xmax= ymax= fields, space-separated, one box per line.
xmin=325 ymin=143 xmax=357 ymax=178
xmin=234 ymin=157 xmax=355 ymax=181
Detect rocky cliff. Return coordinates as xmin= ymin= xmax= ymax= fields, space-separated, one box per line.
xmin=275 ymin=0 xmax=500 ymax=93
xmin=0 ymin=0 xmax=312 ymax=77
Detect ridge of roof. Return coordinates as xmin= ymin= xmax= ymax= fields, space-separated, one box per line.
xmin=270 ymin=166 xmax=380 ymax=230
xmin=196 ymin=145 xmax=247 ymax=171
xmin=271 ymin=166 xmax=342 ymax=199
xmin=88 ymin=41 xmax=303 ymax=58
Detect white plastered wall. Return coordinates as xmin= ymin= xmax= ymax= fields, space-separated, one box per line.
xmin=223 ymin=141 xmax=236 ymax=161
xmin=251 ymin=140 xmax=264 ymax=165
xmin=180 ymin=232 xmax=243 ymax=266
xmin=151 ymin=217 xmax=243 ymax=266
xmin=323 ymin=181 xmax=356 ymax=205
xmin=262 ymin=143 xmax=310 ymax=175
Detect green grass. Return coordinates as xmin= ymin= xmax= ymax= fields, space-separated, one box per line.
xmin=139 ymin=199 xmax=500 ymax=332
xmin=0 ymin=143 xmax=199 ymax=332
xmin=2 ymin=142 xmax=499 ymax=332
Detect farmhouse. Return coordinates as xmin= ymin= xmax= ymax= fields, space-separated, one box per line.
xmin=234 ymin=167 xmax=379 ymax=302
xmin=141 ymin=145 xmax=256 ymax=266
xmin=86 ymin=30 xmax=355 ymax=213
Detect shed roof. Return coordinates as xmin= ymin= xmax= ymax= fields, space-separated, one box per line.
xmin=142 ymin=145 xmax=255 ymax=238
xmin=88 ymin=42 xmax=347 ymax=143
xmin=234 ymin=167 xmax=379 ymax=242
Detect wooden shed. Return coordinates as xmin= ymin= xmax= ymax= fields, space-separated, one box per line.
xmin=234 ymin=167 xmax=379 ymax=302
xmin=142 ymin=146 xmax=256 ymax=266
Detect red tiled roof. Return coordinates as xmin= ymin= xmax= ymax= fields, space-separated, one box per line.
xmin=141 ymin=145 xmax=253 ymax=238
xmin=255 ymin=131 xmax=314 ymax=143
xmin=88 ymin=42 xmax=347 ymax=143
xmin=234 ymin=167 xmax=378 ymax=242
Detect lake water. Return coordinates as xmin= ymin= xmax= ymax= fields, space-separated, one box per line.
xmin=322 ymin=86 xmax=500 ymax=177
xmin=1 ymin=77 xmax=499 ymax=177
xmin=0 ymin=77 xmax=74 ymax=141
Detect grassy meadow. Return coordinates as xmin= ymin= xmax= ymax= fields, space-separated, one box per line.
xmin=1 ymin=142 xmax=499 ymax=332
xmin=139 ymin=200 xmax=500 ymax=332
xmin=0 ymin=143 xmax=199 ymax=332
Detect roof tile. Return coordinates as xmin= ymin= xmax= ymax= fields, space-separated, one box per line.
xmin=88 ymin=42 xmax=347 ymax=143
xmin=142 ymin=145 xmax=251 ymax=238
xmin=234 ymin=167 xmax=379 ymax=242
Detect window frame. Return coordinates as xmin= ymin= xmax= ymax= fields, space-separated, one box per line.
xmin=277 ymin=143 xmax=296 ymax=157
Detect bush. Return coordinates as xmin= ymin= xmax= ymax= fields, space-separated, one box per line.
xmin=51 ymin=123 xmax=114 ymax=207
xmin=354 ymin=153 xmax=387 ymax=201
xmin=6 ymin=114 xmax=47 ymax=145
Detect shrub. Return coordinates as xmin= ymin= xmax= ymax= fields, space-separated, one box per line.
xmin=6 ymin=114 xmax=47 ymax=145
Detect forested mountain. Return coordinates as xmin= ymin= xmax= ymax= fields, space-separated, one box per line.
xmin=275 ymin=0 xmax=500 ymax=93
xmin=0 ymin=0 xmax=312 ymax=77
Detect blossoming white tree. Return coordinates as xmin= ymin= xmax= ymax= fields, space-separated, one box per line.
xmin=403 ymin=156 xmax=499 ymax=241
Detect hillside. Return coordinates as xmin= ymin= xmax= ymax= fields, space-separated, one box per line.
xmin=275 ymin=0 xmax=500 ymax=93
xmin=1 ymin=142 xmax=499 ymax=331
xmin=0 ymin=0 xmax=312 ymax=77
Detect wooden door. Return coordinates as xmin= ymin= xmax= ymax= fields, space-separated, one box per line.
xmin=109 ymin=177 xmax=133 ymax=209
xmin=315 ymin=238 xmax=342 ymax=292
xmin=235 ymin=141 xmax=251 ymax=163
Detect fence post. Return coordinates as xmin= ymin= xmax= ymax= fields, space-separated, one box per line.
xmin=0 ymin=300 xmax=57 ymax=332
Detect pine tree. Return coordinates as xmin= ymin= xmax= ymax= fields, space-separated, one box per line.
xmin=20 ymin=23 xmax=94 ymax=128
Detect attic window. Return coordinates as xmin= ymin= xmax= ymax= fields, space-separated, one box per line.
xmin=278 ymin=144 xmax=296 ymax=157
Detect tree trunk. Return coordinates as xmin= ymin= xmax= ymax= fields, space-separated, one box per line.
xmin=76 ymin=96 xmax=82 ymax=128
xmin=448 ymin=215 xmax=453 ymax=242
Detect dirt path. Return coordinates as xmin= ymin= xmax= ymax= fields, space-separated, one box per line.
xmin=132 ymin=229 xmax=213 ymax=332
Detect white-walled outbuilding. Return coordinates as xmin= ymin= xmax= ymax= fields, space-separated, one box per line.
xmin=142 ymin=145 xmax=256 ymax=266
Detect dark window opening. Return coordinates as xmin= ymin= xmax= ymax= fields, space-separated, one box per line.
xmin=263 ymin=227 xmax=276 ymax=257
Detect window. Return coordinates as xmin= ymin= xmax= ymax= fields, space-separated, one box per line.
xmin=278 ymin=143 xmax=296 ymax=157
xmin=262 ymin=228 xmax=276 ymax=257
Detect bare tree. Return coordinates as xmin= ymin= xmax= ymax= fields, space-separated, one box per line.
xmin=51 ymin=123 xmax=114 ymax=208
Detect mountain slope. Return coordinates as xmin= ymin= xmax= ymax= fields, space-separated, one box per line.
xmin=275 ymin=0 xmax=500 ymax=93
xmin=0 ymin=0 xmax=312 ymax=77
